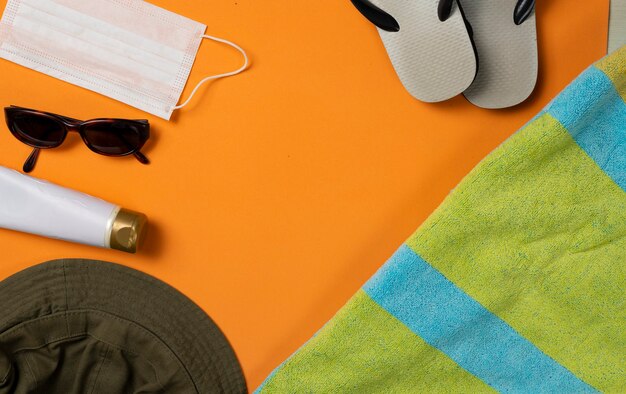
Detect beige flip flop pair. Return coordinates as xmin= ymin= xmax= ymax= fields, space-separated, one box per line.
xmin=351 ymin=0 xmax=538 ymax=109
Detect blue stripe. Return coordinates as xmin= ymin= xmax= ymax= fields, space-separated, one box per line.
xmin=546 ymin=66 xmax=626 ymax=191
xmin=363 ymin=245 xmax=597 ymax=393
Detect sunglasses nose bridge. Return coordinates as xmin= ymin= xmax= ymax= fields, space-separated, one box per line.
xmin=66 ymin=123 xmax=82 ymax=133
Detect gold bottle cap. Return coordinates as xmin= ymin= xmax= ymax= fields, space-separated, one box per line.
xmin=109 ymin=208 xmax=148 ymax=253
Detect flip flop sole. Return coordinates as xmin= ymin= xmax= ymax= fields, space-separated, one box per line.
xmin=609 ymin=0 xmax=626 ymax=53
xmin=370 ymin=0 xmax=478 ymax=102
xmin=462 ymin=0 xmax=538 ymax=109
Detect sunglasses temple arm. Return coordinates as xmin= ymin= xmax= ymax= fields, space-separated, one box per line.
xmin=23 ymin=148 xmax=40 ymax=173
xmin=133 ymin=151 xmax=150 ymax=165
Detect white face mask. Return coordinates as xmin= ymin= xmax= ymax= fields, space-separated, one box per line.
xmin=0 ymin=0 xmax=248 ymax=120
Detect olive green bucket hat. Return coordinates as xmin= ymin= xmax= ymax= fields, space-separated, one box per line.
xmin=0 ymin=259 xmax=246 ymax=393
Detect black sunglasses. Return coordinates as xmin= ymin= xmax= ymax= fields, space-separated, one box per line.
xmin=4 ymin=106 xmax=150 ymax=173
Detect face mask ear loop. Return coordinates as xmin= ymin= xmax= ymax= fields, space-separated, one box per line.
xmin=172 ymin=34 xmax=249 ymax=111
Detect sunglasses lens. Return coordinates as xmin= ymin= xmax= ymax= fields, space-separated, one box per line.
xmin=12 ymin=113 xmax=65 ymax=147
xmin=82 ymin=121 xmax=143 ymax=155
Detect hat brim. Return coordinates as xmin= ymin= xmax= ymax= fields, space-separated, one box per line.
xmin=0 ymin=259 xmax=246 ymax=393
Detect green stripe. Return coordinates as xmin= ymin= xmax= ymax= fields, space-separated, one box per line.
xmin=259 ymin=291 xmax=494 ymax=393
xmin=407 ymin=114 xmax=626 ymax=392
xmin=595 ymin=45 xmax=626 ymax=101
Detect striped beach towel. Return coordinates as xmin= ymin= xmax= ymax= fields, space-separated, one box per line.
xmin=257 ymin=45 xmax=626 ymax=393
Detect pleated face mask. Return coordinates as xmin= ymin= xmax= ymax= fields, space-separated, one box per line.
xmin=0 ymin=0 xmax=248 ymax=120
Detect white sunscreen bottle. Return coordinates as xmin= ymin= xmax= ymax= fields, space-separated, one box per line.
xmin=0 ymin=166 xmax=147 ymax=253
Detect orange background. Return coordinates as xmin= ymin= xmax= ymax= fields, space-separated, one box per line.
xmin=0 ymin=0 xmax=610 ymax=390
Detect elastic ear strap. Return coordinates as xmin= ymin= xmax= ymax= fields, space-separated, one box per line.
xmin=173 ymin=34 xmax=249 ymax=110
